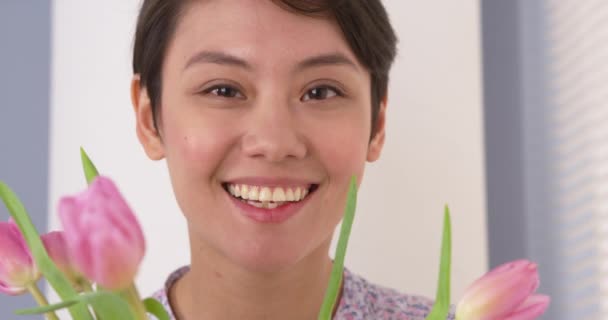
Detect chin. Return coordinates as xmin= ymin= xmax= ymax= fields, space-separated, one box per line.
xmin=234 ymin=255 xmax=300 ymax=275
xmin=227 ymin=241 xmax=311 ymax=275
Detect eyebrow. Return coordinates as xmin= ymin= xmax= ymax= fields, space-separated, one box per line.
xmin=184 ymin=51 xmax=252 ymax=71
xmin=296 ymin=53 xmax=359 ymax=72
xmin=183 ymin=50 xmax=359 ymax=72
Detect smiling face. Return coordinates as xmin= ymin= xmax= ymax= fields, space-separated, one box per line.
xmin=132 ymin=0 xmax=386 ymax=273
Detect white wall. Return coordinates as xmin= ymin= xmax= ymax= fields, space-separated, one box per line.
xmin=49 ymin=0 xmax=487 ymax=300
xmin=354 ymin=0 xmax=488 ymax=298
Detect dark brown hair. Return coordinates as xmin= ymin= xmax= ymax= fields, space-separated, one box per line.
xmin=133 ymin=0 xmax=397 ymax=138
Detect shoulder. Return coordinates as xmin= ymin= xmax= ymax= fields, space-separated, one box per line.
xmin=148 ymin=266 xmax=455 ymax=320
xmin=336 ymin=268 xmax=455 ymax=320
xmin=149 ymin=266 xmax=189 ymax=320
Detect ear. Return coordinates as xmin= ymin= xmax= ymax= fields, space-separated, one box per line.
xmin=366 ymin=96 xmax=387 ymax=162
xmin=131 ymin=75 xmax=165 ymax=160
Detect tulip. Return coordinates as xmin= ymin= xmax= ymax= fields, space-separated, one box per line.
xmin=455 ymin=260 xmax=550 ymax=320
xmin=41 ymin=231 xmax=86 ymax=291
xmin=0 ymin=220 xmax=40 ymax=295
xmin=58 ymin=176 xmax=145 ymax=290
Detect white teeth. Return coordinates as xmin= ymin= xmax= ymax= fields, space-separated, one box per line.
xmin=248 ymin=200 xmax=264 ymax=208
xmin=227 ymin=183 xmax=312 ymax=204
xmin=240 ymin=185 xmax=249 ymax=200
xmin=272 ymin=188 xmax=286 ymax=202
xmin=286 ymin=188 xmax=295 ymax=201
xmin=248 ymin=186 xmax=259 ymax=200
xmin=259 ymin=187 xmax=272 ymax=202
xmin=246 ymin=201 xmax=283 ymax=209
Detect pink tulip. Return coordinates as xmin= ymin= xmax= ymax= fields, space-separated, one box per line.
xmin=455 ymin=260 xmax=550 ymax=320
xmin=504 ymin=295 xmax=551 ymax=320
xmin=41 ymin=231 xmax=85 ymax=290
xmin=58 ymin=176 xmax=145 ymax=290
xmin=0 ymin=220 xmax=40 ymax=295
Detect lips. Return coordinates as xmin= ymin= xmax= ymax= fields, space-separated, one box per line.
xmin=222 ymin=181 xmax=319 ymax=222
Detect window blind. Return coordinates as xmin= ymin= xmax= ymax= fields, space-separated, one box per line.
xmin=544 ymin=0 xmax=608 ymax=318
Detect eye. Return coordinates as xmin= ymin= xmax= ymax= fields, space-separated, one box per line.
xmin=301 ymin=86 xmax=342 ymax=102
xmin=202 ymin=85 xmax=244 ymax=99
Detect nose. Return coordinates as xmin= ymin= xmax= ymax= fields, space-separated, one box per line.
xmin=241 ymin=97 xmax=307 ymax=162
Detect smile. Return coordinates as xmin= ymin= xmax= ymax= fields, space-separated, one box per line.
xmin=223 ymin=183 xmax=318 ymax=209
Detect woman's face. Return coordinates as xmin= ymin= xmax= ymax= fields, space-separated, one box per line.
xmin=134 ymin=0 xmax=386 ymax=272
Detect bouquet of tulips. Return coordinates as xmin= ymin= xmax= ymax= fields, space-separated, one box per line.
xmin=0 ymin=148 xmax=550 ymax=320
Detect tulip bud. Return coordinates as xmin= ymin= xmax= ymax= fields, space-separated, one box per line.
xmin=0 ymin=220 xmax=40 ymax=295
xmin=41 ymin=231 xmax=86 ymax=291
xmin=505 ymin=294 xmax=551 ymax=320
xmin=455 ymin=260 xmax=550 ymax=320
xmin=58 ymin=176 xmax=145 ymax=290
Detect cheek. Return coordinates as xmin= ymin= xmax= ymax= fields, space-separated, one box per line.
xmin=159 ymin=107 xmax=241 ymax=224
xmin=161 ymin=107 xmax=237 ymax=181
xmin=321 ymin=133 xmax=368 ymax=178
xmin=310 ymin=111 xmax=372 ymax=181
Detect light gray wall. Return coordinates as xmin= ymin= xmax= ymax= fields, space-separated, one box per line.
xmin=481 ymin=0 xmax=529 ymax=265
xmin=518 ymin=1 xmax=559 ymax=319
xmin=0 ymin=2 xmax=50 ymax=319
xmin=482 ymin=1 xmax=556 ymax=319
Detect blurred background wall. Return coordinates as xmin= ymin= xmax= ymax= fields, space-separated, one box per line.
xmin=0 ymin=1 xmax=52 ymax=318
xmin=484 ymin=1 xmax=608 ymax=319
xmin=9 ymin=0 xmax=606 ymax=319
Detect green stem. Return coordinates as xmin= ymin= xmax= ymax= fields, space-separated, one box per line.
xmin=122 ymin=284 xmax=148 ymax=320
xmin=318 ymin=176 xmax=358 ymax=320
xmin=81 ymin=281 xmax=104 ymax=320
xmin=27 ymin=284 xmax=60 ymax=320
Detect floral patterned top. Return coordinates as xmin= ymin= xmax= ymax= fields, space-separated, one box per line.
xmin=151 ymin=266 xmax=455 ymax=320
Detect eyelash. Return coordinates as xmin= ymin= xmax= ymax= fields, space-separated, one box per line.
xmin=301 ymin=85 xmax=344 ymax=102
xmin=202 ymin=85 xmax=244 ymax=99
xmin=200 ymin=84 xmax=344 ymax=101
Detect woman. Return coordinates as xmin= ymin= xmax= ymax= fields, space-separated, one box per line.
xmin=130 ymin=0 xmax=452 ymax=319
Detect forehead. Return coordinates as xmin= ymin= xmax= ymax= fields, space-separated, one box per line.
xmin=166 ymin=0 xmax=359 ymax=71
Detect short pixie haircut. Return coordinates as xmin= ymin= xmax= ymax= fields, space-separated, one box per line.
xmin=133 ymin=0 xmax=398 ymax=138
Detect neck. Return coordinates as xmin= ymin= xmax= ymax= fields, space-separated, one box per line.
xmin=170 ymin=239 xmax=336 ymax=320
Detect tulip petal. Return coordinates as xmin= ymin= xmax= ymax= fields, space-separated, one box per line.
xmin=42 ymin=232 xmax=69 ymax=268
xmin=42 ymin=231 xmax=84 ymax=288
xmin=0 ymin=222 xmax=38 ymax=295
xmin=0 ymin=280 xmax=28 ymax=295
xmin=58 ymin=176 xmax=145 ymax=290
xmin=456 ymin=260 xmax=541 ymax=320
xmin=94 ymin=177 xmax=146 ymax=252
xmin=504 ymin=295 xmax=550 ymax=320
xmin=90 ymin=227 xmax=141 ymax=290
xmin=59 ymin=198 xmax=95 ymax=277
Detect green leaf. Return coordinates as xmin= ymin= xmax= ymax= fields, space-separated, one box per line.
xmin=144 ymin=297 xmax=171 ymax=320
xmin=85 ymin=291 xmax=138 ymax=320
xmin=318 ymin=176 xmax=358 ymax=320
xmin=426 ymin=205 xmax=452 ymax=320
xmin=81 ymin=147 xmax=100 ymax=185
xmin=0 ymin=181 xmax=94 ymax=320
xmin=18 ymin=291 xmax=137 ymax=320
xmin=15 ymin=299 xmax=78 ymax=315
